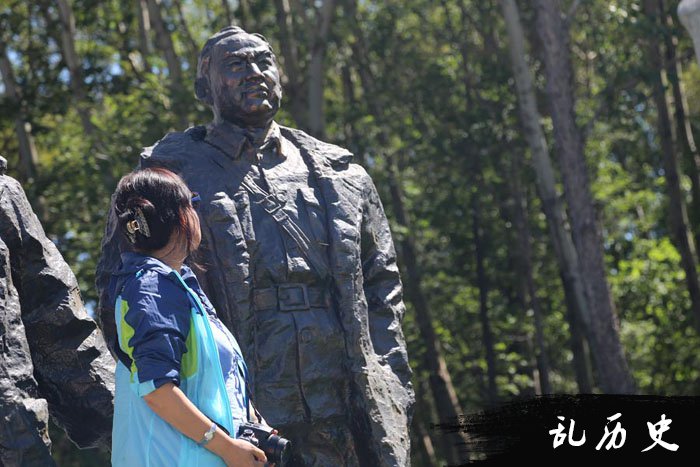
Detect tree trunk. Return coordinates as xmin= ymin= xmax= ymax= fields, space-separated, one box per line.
xmin=145 ymin=0 xmax=188 ymax=128
xmin=534 ymin=0 xmax=636 ymax=393
xmin=439 ymin=7 xmax=497 ymax=406
xmin=412 ymin=417 xmax=437 ymax=467
xmin=344 ymin=3 xmax=468 ymax=459
xmin=412 ymin=380 xmax=440 ymax=467
xmin=341 ymin=65 xmax=364 ymax=165
xmin=386 ymin=160 xmax=466 ymax=466
xmin=0 ymin=43 xmax=39 ymax=183
xmin=55 ymin=0 xmax=96 ymax=136
xmin=171 ymin=0 xmax=199 ymax=72
xmin=290 ymin=0 xmax=311 ymax=33
xmin=146 ymin=0 xmax=182 ymax=85
xmin=500 ymin=0 xmax=593 ymax=392
xmin=273 ymin=0 xmax=305 ymax=127
xmin=564 ymin=290 xmax=594 ymax=392
xmin=55 ymin=0 xmax=82 ymax=96
xmin=645 ymin=0 xmax=700 ymax=333
xmin=137 ymin=0 xmax=152 ymax=71
xmin=662 ymin=1 xmax=700 ymax=250
xmin=238 ymin=0 xmax=250 ymax=30
xmin=528 ymin=235 xmax=551 ymax=394
xmin=307 ymin=0 xmax=337 ymax=138
xmin=471 ymin=177 xmax=498 ymax=407
xmin=508 ymin=160 xmax=551 ymax=394
xmin=221 ymin=0 xmax=233 ymax=25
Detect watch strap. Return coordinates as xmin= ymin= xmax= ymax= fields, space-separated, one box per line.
xmin=197 ymin=423 xmax=217 ymax=447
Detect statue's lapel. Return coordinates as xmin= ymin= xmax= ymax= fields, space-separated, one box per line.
xmin=178 ymin=137 xmax=254 ymax=345
xmin=281 ymin=127 xmax=363 ymax=280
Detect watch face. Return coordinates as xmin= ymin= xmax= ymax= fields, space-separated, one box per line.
xmin=199 ymin=425 xmax=216 ymax=445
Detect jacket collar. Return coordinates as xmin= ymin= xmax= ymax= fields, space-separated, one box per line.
xmin=279 ymin=126 xmax=354 ymax=170
xmin=118 ymin=251 xmax=197 ymax=283
xmin=204 ymin=120 xmax=283 ymax=161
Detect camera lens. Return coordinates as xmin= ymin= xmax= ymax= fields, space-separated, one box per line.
xmin=266 ymin=434 xmax=291 ymax=466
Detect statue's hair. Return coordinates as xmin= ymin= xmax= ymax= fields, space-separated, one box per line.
xmin=194 ymin=26 xmax=274 ymax=105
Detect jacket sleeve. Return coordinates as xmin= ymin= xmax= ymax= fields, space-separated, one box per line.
xmin=0 ymin=176 xmax=115 ymax=450
xmin=357 ymin=170 xmax=415 ymax=467
xmin=118 ymin=272 xmax=191 ymax=394
xmin=360 ymin=173 xmax=413 ymax=387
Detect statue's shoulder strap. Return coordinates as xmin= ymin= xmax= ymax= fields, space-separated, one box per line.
xmin=239 ymin=173 xmax=331 ymax=279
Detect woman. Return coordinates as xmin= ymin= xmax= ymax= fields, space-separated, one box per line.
xmin=108 ymin=167 xmax=267 ymax=466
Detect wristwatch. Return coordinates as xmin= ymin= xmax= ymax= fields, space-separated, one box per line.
xmin=198 ymin=423 xmax=217 ymax=447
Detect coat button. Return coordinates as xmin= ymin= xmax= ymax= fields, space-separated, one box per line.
xmin=300 ymin=329 xmax=313 ymax=343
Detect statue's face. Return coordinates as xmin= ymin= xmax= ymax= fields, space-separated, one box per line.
xmin=208 ymin=34 xmax=282 ymax=128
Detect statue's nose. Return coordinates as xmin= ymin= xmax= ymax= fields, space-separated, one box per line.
xmin=246 ymin=61 xmax=263 ymax=78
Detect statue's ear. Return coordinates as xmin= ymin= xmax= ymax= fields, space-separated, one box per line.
xmin=194 ymin=77 xmax=213 ymax=105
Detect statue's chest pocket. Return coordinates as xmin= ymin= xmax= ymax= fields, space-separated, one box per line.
xmin=297 ymin=187 xmax=327 ymax=245
xmin=232 ymin=191 xmax=256 ymax=244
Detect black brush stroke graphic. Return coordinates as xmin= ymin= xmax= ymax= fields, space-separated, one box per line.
xmin=432 ymin=395 xmax=699 ymax=465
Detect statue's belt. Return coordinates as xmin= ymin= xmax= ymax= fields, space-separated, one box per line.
xmin=253 ymin=284 xmax=331 ymax=312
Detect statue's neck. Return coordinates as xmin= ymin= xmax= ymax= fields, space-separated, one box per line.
xmin=213 ymin=113 xmax=273 ymax=134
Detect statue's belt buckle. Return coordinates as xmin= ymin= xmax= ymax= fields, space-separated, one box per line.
xmin=278 ymin=284 xmax=310 ymax=311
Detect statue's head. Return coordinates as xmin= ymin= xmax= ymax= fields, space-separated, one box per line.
xmin=195 ymin=26 xmax=282 ymax=128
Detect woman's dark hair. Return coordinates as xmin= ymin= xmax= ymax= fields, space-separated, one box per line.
xmin=113 ymin=167 xmax=198 ymax=254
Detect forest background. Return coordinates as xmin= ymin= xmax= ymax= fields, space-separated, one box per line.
xmin=2 ymin=0 xmax=700 ymax=465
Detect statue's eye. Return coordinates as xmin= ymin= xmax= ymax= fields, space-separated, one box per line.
xmin=258 ymin=55 xmax=273 ymax=66
xmin=229 ymin=59 xmax=244 ymax=70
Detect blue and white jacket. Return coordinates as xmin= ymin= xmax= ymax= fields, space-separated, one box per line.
xmin=109 ymin=252 xmax=249 ymax=466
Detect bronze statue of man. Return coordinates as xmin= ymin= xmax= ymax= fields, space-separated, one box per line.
xmin=97 ymin=26 xmax=414 ymax=466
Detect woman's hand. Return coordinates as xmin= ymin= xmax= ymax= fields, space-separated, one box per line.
xmin=142 ymin=383 xmax=267 ymax=465
xmin=222 ymin=438 xmax=267 ymax=467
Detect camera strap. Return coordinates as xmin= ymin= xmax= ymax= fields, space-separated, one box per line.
xmin=241 ymin=369 xmax=264 ymax=424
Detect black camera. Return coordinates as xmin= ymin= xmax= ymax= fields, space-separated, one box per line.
xmin=236 ymin=422 xmax=291 ymax=467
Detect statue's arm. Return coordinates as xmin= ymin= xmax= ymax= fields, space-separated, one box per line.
xmin=0 ymin=178 xmax=115 ymax=449
xmin=95 ymin=192 xmax=122 ymax=356
xmin=359 ymin=171 xmax=413 ymax=387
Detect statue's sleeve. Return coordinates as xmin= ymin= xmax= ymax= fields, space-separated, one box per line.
xmin=0 ymin=177 xmax=115 ymax=450
xmin=359 ymin=171 xmax=415 ymax=466
xmin=95 ymin=192 xmax=121 ymax=356
xmin=359 ymin=172 xmax=413 ymax=388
